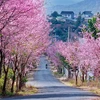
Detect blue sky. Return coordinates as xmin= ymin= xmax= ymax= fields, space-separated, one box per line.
xmin=45 ymin=0 xmax=83 ymax=6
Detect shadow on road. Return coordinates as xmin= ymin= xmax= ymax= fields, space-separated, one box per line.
xmin=3 ymin=86 xmax=99 ymax=100
xmin=6 ymin=93 xmax=99 ymax=100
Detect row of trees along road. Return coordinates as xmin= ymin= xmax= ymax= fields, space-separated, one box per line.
xmin=0 ymin=0 xmax=50 ymax=95
xmin=47 ymin=15 xmax=100 ymax=85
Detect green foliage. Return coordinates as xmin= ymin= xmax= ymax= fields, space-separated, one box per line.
xmin=49 ymin=12 xmax=68 ymax=42
xmin=75 ymin=13 xmax=85 ymax=34
xmin=0 ymin=76 xmax=4 ymax=89
xmin=0 ymin=33 xmax=2 ymax=37
xmin=52 ymin=27 xmax=68 ymax=42
xmin=11 ymin=49 xmax=17 ymax=55
xmin=57 ymin=53 xmax=71 ymax=69
xmin=54 ymin=71 xmax=64 ymax=78
xmin=76 ymin=15 xmax=82 ymax=29
xmin=55 ymin=28 xmax=63 ymax=36
xmin=23 ymin=52 xmax=27 ymax=57
xmin=5 ymin=91 xmax=14 ymax=96
xmin=8 ymin=69 xmax=14 ymax=79
xmin=76 ymin=12 xmax=85 ymax=28
xmin=50 ymin=18 xmax=62 ymax=24
xmin=51 ymin=11 xmax=59 ymax=18
xmin=22 ymin=77 xmax=28 ymax=83
xmin=88 ymin=17 xmax=99 ymax=39
xmin=0 ymin=69 xmax=14 ymax=94
xmin=88 ymin=18 xmax=96 ymax=32
xmin=49 ymin=11 xmax=85 ymax=41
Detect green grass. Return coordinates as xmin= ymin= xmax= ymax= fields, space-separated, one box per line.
xmin=0 ymin=86 xmax=38 ymax=98
xmin=54 ymin=72 xmax=64 ymax=78
xmin=63 ymin=79 xmax=100 ymax=96
xmin=17 ymin=86 xmax=38 ymax=96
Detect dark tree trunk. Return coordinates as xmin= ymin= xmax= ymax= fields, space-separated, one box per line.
xmin=68 ymin=67 xmax=71 ymax=79
xmin=58 ymin=66 xmax=62 ymax=74
xmin=85 ymin=72 xmax=87 ymax=81
xmin=2 ymin=67 xmax=9 ymax=95
xmin=75 ymin=70 xmax=79 ymax=85
xmin=19 ymin=73 xmax=22 ymax=90
xmin=0 ymin=34 xmax=3 ymax=78
xmin=16 ymin=75 xmax=19 ymax=92
xmin=0 ymin=50 xmax=3 ymax=77
xmin=75 ymin=73 xmax=78 ymax=85
xmin=11 ymin=54 xmax=18 ymax=93
xmin=82 ymin=71 xmax=85 ymax=83
xmin=11 ymin=71 xmax=16 ymax=93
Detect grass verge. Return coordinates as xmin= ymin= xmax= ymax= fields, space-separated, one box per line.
xmin=61 ymin=79 xmax=100 ymax=96
xmin=0 ymin=86 xmax=38 ymax=98
xmin=17 ymin=86 xmax=38 ymax=96
xmin=51 ymin=69 xmax=100 ymax=96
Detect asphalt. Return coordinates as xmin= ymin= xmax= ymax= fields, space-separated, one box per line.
xmin=1 ymin=56 xmax=99 ymax=100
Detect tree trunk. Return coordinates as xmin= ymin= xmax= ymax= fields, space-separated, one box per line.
xmin=75 ymin=70 xmax=79 ymax=85
xmin=68 ymin=67 xmax=71 ymax=79
xmin=16 ymin=75 xmax=19 ymax=92
xmin=85 ymin=71 xmax=87 ymax=81
xmin=82 ymin=71 xmax=85 ymax=83
xmin=19 ymin=73 xmax=22 ymax=90
xmin=2 ymin=67 xmax=9 ymax=95
xmin=0 ymin=50 xmax=3 ymax=78
xmin=75 ymin=73 xmax=78 ymax=85
xmin=11 ymin=71 xmax=16 ymax=93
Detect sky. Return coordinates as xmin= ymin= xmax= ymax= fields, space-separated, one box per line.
xmin=45 ymin=0 xmax=83 ymax=7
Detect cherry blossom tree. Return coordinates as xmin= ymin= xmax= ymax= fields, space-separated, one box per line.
xmin=47 ymin=15 xmax=100 ymax=86
xmin=0 ymin=0 xmax=50 ymax=95
xmin=78 ymin=34 xmax=100 ymax=78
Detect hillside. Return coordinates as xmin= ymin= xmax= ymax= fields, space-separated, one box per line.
xmin=67 ymin=0 xmax=100 ymax=14
xmin=47 ymin=0 xmax=100 ymax=14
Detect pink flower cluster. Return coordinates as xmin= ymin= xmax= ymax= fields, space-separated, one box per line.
xmin=47 ymin=35 xmax=100 ymax=77
xmin=0 ymin=0 xmax=50 ymax=74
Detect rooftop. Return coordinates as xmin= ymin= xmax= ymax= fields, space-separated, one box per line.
xmin=82 ymin=11 xmax=93 ymax=14
xmin=61 ymin=11 xmax=74 ymax=14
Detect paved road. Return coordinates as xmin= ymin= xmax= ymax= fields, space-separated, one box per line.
xmin=2 ymin=56 xmax=99 ymax=100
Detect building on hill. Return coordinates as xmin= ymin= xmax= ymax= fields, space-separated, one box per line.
xmin=82 ymin=11 xmax=93 ymax=19
xmin=61 ymin=11 xmax=74 ymax=19
xmin=56 ymin=16 xmax=66 ymax=22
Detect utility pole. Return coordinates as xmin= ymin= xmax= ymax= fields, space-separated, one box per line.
xmin=68 ymin=26 xmax=70 ymax=42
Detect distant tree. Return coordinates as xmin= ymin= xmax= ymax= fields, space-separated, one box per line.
xmin=51 ymin=11 xmax=59 ymax=18
xmin=50 ymin=18 xmax=61 ymax=24
xmin=54 ymin=28 xmax=68 ymax=42
xmin=58 ymin=54 xmax=71 ymax=79
xmin=88 ymin=17 xmax=99 ymax=39
xmin=75 ymin=12 xmax=82 ymax=29
xmin=75 ymin=12 xmax=85 ymax=34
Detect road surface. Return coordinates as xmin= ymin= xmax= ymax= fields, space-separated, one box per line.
xmin=2 ymin=56 xmax=99 ymax=100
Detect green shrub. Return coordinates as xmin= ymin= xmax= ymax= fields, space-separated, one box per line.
xmin=6 ymin=91 xmax=14 ymax=96
xmin=54 ymin=72 xmax=64 ymax=78
xmin=22 ymin=77 xmax=28 ymax=83
xmin=0 ymin=75 xmax=4 ymax=89
xmin=8 ymin=69 xmax=14 ymax=79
